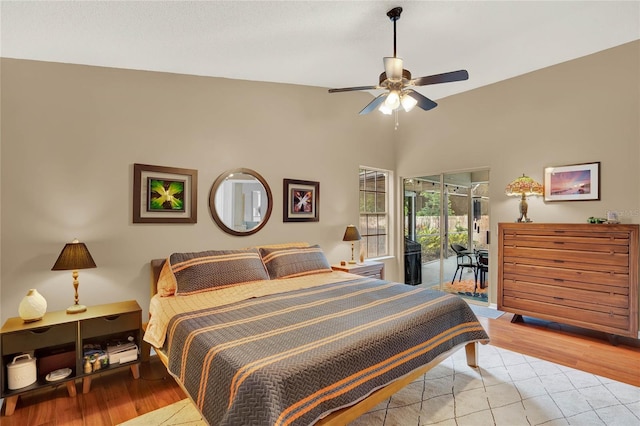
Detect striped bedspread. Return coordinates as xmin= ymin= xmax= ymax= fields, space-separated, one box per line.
xmin=164 ymin=276 xmax=488 ymax=425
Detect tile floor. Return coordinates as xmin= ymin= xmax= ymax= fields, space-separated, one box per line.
xmin=352 ymin=344 xmax=639 ymax=426
xmin=120 ymin=344 xmax=639 ymax=426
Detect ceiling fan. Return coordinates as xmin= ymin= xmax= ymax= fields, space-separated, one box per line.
xmin=328 ymin=7 xmax=469 ymax=116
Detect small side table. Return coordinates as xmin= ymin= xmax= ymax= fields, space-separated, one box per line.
xmin=331 ymin=261 xmax=384 ymax=280
xmin=1 ymin=300 xmax=141 ymax=416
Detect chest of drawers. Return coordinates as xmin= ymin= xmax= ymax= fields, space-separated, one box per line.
xmin=498 ymin=223 xmax=638 ymax=338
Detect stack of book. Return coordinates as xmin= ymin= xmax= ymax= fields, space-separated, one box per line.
xmin=106 ymin=341 xmax=138 ymax=364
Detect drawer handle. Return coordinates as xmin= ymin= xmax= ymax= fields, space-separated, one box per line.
xmin=30 ymin=327 xmax=52 ymax=334
xmin=553 ymin=260 xmax=564 ymax=263
xmin=554 ymin=278 xmax=564 ymax=282
xmin=104 ymin=315 xmax=121 ymax=321
xmin=553 ymin=296 xmax=564 ymax=300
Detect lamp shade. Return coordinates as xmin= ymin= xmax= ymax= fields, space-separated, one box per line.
xmin=342 ymin=225 xmax=362 ymax=242
xmin=51 ymin=239 xmax=97 ymax=271
xmin=505 ymin=174 xmax=543 ymax=197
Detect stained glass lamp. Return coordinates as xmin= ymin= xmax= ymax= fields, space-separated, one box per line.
xmin=505 ymin=174 xmax=544 ymax=222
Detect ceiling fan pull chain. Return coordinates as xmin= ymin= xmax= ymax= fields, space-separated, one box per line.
xmin=394 ymin=109 xmax=399 ymax=130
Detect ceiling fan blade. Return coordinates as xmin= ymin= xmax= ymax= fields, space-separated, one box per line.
xmin=413 ymin=70 xmax=469 ymax=86
xmin=406 ymin=90 xmax=437 ymax=111
xmin=328 ymin=85 xmax=378 ymax=93
xmin=359 ymin=93 xmax=388 ymax=115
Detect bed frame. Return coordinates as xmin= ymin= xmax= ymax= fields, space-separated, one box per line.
xmin=147 ymin=259 xmax=483 ymax=425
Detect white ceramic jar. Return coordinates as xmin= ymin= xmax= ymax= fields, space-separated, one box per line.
xmin=7 ymin=354 xmax=37 ymax=390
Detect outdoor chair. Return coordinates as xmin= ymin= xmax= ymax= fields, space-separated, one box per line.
xmin=475 ymin=250 xmax=488 ymax=291
xmin=450 ymin=244 xmax=477 ymax=283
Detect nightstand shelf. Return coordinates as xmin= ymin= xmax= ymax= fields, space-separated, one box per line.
xmin=332 ymin=261 xmax=384 ymax=280
xmin=1 ymin=300 xmax=142 ymax=416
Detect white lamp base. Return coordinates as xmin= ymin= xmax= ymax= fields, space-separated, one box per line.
xmin=67 ymin=304 xmax=87 ymax=314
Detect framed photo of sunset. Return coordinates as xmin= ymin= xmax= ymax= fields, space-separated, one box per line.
xmin=543 ymin=162 xmax=600 ymax=202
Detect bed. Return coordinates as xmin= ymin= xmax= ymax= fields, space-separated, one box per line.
xmin=143 ymin=244 xmax=489 ymax=425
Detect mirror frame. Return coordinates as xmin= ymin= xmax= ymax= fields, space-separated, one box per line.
xmin=209 ymin=168 xmax=273 ymax=236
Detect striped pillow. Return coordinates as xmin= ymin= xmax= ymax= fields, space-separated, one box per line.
xmin=259 ymin=245 xmax=332 ymax=279
xmin=170 ymin=248 xmax=270 ymax=295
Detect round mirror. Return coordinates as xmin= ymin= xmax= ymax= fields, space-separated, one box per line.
xmin=209 ymin=168 xmax=273 ymax=236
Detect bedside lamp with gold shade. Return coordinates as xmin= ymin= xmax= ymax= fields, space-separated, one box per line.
xmin=51 ymin=239 xmax=97 ymax=314
xmin=505 ymin=174 xmax=544 ymax=223
xmin=342 ymin=225 xmax=361 ymax=264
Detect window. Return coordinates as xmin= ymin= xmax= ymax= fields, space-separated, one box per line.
xmin=359 ymin=167 xmax=389 ymax=258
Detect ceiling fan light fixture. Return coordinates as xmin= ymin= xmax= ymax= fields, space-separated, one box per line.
xmin=383 ymin=57 xmax=403 ymax=81
xmin=327 ymin=6 xmax=469 ymax=124
xmin=384 ymin=90 xmax=400 ymax=110
xmin=378 ymin=103 xmax=394 ymax=115
xmin=401 ymin=92 xmax=418 ymax=112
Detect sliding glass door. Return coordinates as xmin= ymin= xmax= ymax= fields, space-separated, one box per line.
xmin=403 ymin=170 xmax=490 ymax=302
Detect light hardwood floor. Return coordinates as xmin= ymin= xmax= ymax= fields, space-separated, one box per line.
xmin=1 ymin=313 xmax=638 ymax=425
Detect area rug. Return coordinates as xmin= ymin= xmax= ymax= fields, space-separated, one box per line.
xmin=118 ymin=397 xmax=205 ymax=425
xmin=439 ymin=278 xmax=488 ymax=302
xmin=467 ymin=303 xmax=505 ymax=319
xmin=118 ymin=345 xmax=639 ymax=426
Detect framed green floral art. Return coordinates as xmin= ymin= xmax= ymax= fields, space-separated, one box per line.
xmin=133 ymin=163 xmax=198 ymax=223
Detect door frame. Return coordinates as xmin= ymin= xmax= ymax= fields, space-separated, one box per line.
xmin=401 ymin=169 xmax=490 ymax=294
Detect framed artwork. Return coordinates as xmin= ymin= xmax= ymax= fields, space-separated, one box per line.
xmin=283 ymin=179 xmax=319 ymax=222
xmin=133 ymin=163 xmax=198 ymax=223
xmin=543 ymin=162 xmax=600 ymax=202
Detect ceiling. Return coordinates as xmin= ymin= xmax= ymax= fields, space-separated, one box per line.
xmin=2 ymin=1 xmax=639 ymax=101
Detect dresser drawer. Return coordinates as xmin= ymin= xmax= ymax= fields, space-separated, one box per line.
xmin=503 ymin=255 xmax=630 ymax=275
xmin=502 ymin=232 xmax=631 ymax=252
xmin=358 ymin=269 xmax=383 ymax=279
xmin=502 ymin=295 xmax=630 ymax=333
xmin=503 ymin=279 xmax=629 ymax=310
xmin=503 ymin=246 xmax=630 ymax=269
xmin=332 ymin=262 xmax=384 ymax=280
xmin=2 ymin=322 xmax=76 ymax=355
xmin=81 ymin=312 xmax=140 ymax=339
xmin=503 ymin=262 xmax=630 ymax=287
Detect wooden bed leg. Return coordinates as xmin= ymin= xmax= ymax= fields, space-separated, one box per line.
xmin=465 ymin=341 xmax=479 ymax=367
xmin=141 ymin=322 xmax=151 ymax=362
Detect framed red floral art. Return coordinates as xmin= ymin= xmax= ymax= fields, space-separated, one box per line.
xmin=283 ymin=179 xmax=319 ymax=222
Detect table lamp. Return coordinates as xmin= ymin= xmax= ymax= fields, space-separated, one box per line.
xmin=505 ymin=174 xmax=543 ymax=223
xmin=342 ymin=225 xmax=362 ymax=264
xmin=52 ymin=239 xmax=97 ymax=314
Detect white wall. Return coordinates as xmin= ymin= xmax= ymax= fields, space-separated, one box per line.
xmin=396 ymin=41 xmax=640 ymax=312
xmin=2 ymin=41 xmax=639 ymax=325
xmin=0 ymin=59 xmax=397 ymax=322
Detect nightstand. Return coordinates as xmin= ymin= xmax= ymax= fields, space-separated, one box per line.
xmin=331 ymin=261 xmax=384 ymax=280
xmin=1 ymin=300 xmax=142 ymax=416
